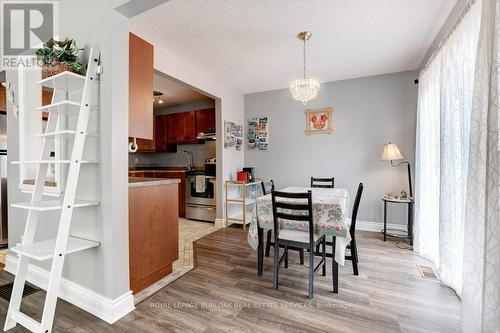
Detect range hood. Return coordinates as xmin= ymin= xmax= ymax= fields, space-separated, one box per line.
xmin=196 ymin=131 xmax=216 ymax=140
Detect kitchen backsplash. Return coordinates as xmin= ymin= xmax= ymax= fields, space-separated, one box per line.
xmin=129 ymin=140 xmax=216 ymax=167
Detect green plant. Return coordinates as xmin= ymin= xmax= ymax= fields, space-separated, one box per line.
xmin=36 ymin=37 xmax=86 ymax=74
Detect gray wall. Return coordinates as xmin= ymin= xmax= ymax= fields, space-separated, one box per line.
xmin=244 ymin=71 xmax=418 ymax=225
xmin=7 ymin=0 xmax=131 ymax=300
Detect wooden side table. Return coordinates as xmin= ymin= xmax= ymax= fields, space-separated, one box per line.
xmin=382 ymin=197 xmax=414 ymax=246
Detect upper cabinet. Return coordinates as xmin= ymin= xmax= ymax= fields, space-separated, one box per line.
xmin=0 ymin=86 xmax=6 ymax=112
xmin=129 ymin=33 xmax=154 ymax=140
xmin=166 ymin=111 xmax=197 ymax=144
xmin=195 ymin=108 xmax=216 ymax=134
xmin=0 ymin=86 xmax=52 ymax=114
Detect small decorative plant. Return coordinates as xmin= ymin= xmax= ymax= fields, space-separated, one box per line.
xmin=36 ymin=38 xmax=86 ymax=77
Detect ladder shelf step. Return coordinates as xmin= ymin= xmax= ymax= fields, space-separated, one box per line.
xmin=38 ymin=130 xmax=98 ymax=138
xmin=11 ymin=199 xmax=99 ymax=211
xmin=37 ymin=100 xmax=81 ymax=115
xmin=37 ymin=71 xmax=86 ymax=91
xmin=11 ymin=310 xmax=41 ymax=332
xmin=11 ymin=236 xmax=100 ymax=261
xmin=12 ymin=160 xmax=98 ymax=164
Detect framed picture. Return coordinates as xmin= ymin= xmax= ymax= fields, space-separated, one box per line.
xmin=305 ymin=107 xmax=333 ymax=135
xmin=247 ymin=117 xmax=269 ymax=150
xmin=224 ymin=121 xmax=243 ymax=151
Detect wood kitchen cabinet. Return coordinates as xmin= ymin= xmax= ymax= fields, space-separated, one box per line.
xmin=1 ymin=86 xmax=52 ymax=116
xmin=129 ymin=181 xmax=179 ymax=294
xmin=0 ymin=86 xmax=6 ymax=112
xmin=129 ymin=32 xmax=154 ymax=140
xmin=156 ymin=171 xmax=186 ymax=217
xmin=195 ymin=108 xmax=216 ymax=134
xmin=166 ymin=111 xmax=197 ymax=144
xmin=133 ymin=115 xmax=176 ymax=152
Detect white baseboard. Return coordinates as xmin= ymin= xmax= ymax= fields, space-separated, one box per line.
xmin=356 ymin=220 xmax=407 ymax=232
xmin=5 ymin=255 xmax=135 ymax=324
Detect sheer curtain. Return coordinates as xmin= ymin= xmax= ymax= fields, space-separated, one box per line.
xmin=415 ymin=0 xmax=481 ymax=295
xmin=462 ymin=0 xmax=500 ymax=330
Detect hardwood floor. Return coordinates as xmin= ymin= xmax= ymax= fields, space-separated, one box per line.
xmin=0 ymin=228 xmax=460 ymax=332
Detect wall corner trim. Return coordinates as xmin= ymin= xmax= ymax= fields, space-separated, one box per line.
xmin=5 ymin=255 xmax=135 ymax=324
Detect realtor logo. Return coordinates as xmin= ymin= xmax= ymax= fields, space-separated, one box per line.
xmin=1 ymin=1 xmax=58 ymax=69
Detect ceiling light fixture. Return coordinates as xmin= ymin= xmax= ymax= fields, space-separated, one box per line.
xmin=153 ymin=90 xmax=164 ymax=104
xmin=290 ymin=31 xmax=320 ymax=105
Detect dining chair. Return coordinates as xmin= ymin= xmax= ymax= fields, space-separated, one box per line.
xmin=310 ymin=177 xmax=335 ymax=188
xmin=261 ymin=181 xmax=305 ymax=265
xmin=325 ymin=182 xmax=363 ymax=275
xmin=271 ymin=190 xmax=326 ymax=299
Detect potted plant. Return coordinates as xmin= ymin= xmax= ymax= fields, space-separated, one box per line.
xmin=36 ymin=38 xmax=86 ymax=78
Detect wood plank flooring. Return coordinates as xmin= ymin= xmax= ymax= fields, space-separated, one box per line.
xmin=0 ymin=228 xmax=460 ymax=332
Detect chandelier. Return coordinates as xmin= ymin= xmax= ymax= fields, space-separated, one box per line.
xmin=290 ymin=31 xmax=320 ymax=105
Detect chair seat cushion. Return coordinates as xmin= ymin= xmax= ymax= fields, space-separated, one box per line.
xmin=278 ymin=229 xmax=320 ymax=244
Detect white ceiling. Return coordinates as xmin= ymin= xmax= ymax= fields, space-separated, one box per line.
xmin=132 ymin=0 xmax=456 ymax=94
xmin=153 ymin=72 xmax=213 ymax=107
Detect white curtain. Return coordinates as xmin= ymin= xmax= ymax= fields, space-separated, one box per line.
xmin=415 ymin=0 xmax=481 ymax=295
xmin=462 ymin=0 xmax=500 ymax=331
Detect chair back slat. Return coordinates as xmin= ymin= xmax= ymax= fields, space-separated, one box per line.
xmin=272 ymin=190 xmax=314 ymax=244
xmin=274 ymin=212 xmax=310 ymax=221
xmin=350 ymin=183 xmax=364 ymax=234
xmin=260 ymin=180 xmax=275 ymax=195
xmin=311 ymin=177 xmax=335 ymax=188
xmin=274 ymin=202 xmax=310 ymax=210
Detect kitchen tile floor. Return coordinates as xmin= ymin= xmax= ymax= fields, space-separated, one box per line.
xmin=134 ymin=218 xmax=218 ymax=303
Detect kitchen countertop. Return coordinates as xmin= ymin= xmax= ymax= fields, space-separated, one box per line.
xmin=129 ymin=170 xmax=187 ymax=174
xmin=129 ymin=177 xmax=181 ymax=188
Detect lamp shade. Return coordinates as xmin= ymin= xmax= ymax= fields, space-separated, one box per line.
xmin=380 ymin=142 xmax=404 ymax=161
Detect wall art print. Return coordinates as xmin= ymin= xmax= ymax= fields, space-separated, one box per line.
xmin=305 ymin=107 xmax=333 ymax=135
xmin=247 ymin=117 xmax=269 ymax=150
xmin=224 ymin=120 xmax=243 ymax=151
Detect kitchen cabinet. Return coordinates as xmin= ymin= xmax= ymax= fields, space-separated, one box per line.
xmin=41 ymin=90 xmax=53 ymax=119
xmin=1 ymin=86 xmax=52 ymax=116
xmin=133 ymin=115 xmax=176 ymax=152
xmin=166 ymin=111 xmax=197 ymax=144
xmin=129 ymin=181 xmax=179 ymax=294
xmin=129 ymin=32 xmax=154 ymax=140
xmin=156 ymin=171 xmax=186 ymax=217
xmin=195 ymin=108 xmax=216 ymax=134
xmin=0 ymin=86 xmax=6 ymax=112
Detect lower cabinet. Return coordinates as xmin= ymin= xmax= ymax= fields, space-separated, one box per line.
xmin=156 ymin=171 xmax=186 ymax=217
xmin=129 ymin=182 xmax=179 ymax=294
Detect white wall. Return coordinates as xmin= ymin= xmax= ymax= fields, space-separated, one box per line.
xmin=244 ymin=71 xmax=418 ymax=225
xmin=6 ymin=0 xmax=133 ymax=319
xmin=128 ymin=30 xmax=245 ymax=220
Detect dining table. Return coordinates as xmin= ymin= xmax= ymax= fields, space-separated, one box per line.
xmin=247 ymin=186 xmax=351 ymax=293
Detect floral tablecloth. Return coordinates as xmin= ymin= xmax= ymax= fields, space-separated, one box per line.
xmin=247 ymin=187 xmax=351 ymax=265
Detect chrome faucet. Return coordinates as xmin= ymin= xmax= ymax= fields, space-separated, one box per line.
xmin=183 ymin=150 xmax=193 ymax=169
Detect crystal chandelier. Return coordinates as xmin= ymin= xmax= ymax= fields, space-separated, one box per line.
xmin=290 ymin=31 xmax=320 ymax=105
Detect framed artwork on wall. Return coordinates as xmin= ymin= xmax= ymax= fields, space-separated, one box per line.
xmin=305 ymin=107 xmax=333 ymax=135
xmin=247 ymin=117 xmax=269 ymax=150
xmin=224 ymin=120 xmax=243 ymax=151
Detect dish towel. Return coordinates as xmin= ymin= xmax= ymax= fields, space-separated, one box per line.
xmin=195 ymin=175 xmax=206 ymax=193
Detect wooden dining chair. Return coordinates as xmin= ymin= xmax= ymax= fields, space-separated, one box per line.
xmin=325 ymin=183 xmax=363 ymax=275
xmin=261 ymin=181 xmax=305 ymax=265
xmin=272 ymin=190 xmax=326 ymax=299
xmin=310 ymin=177 xmax=335 ymax=188
xmin=345 ymin=182 xmax=363 ymax=275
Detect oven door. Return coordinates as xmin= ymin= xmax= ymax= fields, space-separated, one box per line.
xmin=186 ymin=176 xmax=216 ymax=206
